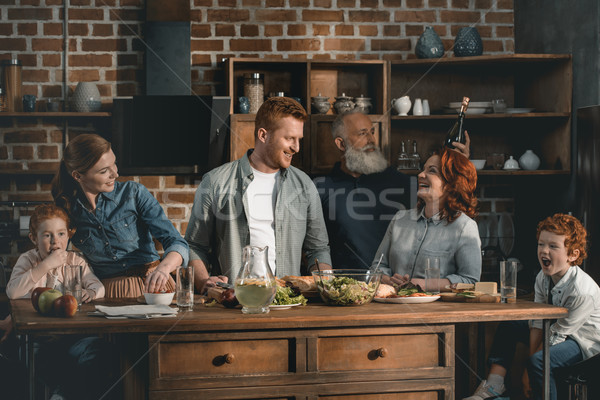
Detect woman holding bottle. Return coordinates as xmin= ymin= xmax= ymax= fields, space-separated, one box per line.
xmin=372 ymin=146 xmax=481 ymax=289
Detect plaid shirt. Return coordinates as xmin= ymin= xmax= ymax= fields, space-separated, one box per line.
xmin=185 ymin=151 xmax=331 ymax=280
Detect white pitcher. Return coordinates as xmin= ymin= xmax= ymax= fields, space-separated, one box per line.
xmin=391 ymin=96 xmax=411 ymax=116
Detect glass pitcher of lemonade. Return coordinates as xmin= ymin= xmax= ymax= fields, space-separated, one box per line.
xmin=234 ymin=246 xmax=276 ymax=314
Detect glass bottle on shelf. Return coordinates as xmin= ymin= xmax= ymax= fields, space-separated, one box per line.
xmin=444 ymin=96 xmax=470 ymax=149
xmin=409 ymin=140 xmax=421 ymax=169
xmin=397 ymin=141 xmax=410 ymax=170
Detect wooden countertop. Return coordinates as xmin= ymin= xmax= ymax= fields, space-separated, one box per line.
xmin=10 ymin=298 xmax=567 ymax=336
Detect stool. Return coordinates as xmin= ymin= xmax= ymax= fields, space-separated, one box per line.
xmin=555 ymin=353 xmax=600 ymax=400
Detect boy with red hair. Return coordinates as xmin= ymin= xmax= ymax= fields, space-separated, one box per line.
xmin=465 ymin=213 xmax=600 ymax=400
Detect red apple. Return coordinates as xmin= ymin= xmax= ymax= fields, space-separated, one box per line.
xmin=52 ymin=294 xmax=78 ymax=318
xmin=37 ymin=289 xmax=63 ymax=316
xmin=31 ymin=287 xmax=52 ymax=312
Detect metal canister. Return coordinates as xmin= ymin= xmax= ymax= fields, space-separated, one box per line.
xmin=2 ymin=59 xmax=22 ymax=112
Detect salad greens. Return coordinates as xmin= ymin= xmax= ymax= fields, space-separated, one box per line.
xmin=396 ymin=287 xmax=435 ymax=297
xmin=319 ymin=276 xmax=377 ymax=305
xmin=272 ymin=286 xmax=307 ymax=306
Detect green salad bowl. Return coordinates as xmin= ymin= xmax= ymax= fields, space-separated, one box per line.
xmin=311 ymin=269 xmax=382 ymax=306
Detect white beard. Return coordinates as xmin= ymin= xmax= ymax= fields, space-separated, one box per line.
xmin=344 ymin=144 xmax=388 ymax=175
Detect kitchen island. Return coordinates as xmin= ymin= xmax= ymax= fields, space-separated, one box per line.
xmin=11 ymin=298 xmax=566 ymax=400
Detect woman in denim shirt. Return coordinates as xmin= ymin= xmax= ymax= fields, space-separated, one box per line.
xmin=51 ymin=134 xmax=189 ymax=298
xmin=373 ymin=147 xmax=481 ymax=289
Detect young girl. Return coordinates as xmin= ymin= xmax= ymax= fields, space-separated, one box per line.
xmin=464 ymin=213 xmax=600 ymax=400
xmin=4 ymin=204 xmax=111 ymax=400
xmin=6 ymin=203 xmax=104 ymax=300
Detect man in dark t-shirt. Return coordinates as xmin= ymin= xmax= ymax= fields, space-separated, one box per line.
xmin=314 ymin=111 xmax=411 ymax=269
xmin=314 ymin=110 xmax=470 ymax=269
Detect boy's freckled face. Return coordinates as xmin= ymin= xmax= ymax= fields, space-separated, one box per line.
xmin=537 ymin=230 xmax=579 ymax=281
xmin=30 ymin=217 xmax=70 ymax=259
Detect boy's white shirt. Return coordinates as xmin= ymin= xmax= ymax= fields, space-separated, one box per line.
xmin=5 ymin=248 xmax=105 ymax=300
xmin=530 ymin=265 xmax=600 ymax=359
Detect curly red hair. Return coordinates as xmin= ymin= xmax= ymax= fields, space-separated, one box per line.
xmin=29 ymin=204 xmax=75 ymax=238
xmin=417 ymin=148 xmax=478 ymax=222
xmin=536 ymin=213 xmax=587 ymax=266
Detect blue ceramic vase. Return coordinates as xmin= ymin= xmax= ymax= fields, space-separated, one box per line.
xmin=415 ymin=26 xmax=445 ymax=59
xmin=454 ymin=27 xmax=483 ymax=57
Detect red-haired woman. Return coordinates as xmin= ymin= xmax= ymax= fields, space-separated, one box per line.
xmin=373 ymin=147 xmax=481 ymax=289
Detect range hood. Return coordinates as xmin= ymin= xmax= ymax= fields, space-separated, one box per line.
xmin=145 ymin=0 xmax=191 ymax=95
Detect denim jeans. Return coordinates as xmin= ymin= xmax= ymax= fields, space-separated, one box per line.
xmin=487 ymin=320 xmax=584 ymax=400
xmin=37 ymin=335 xmax=118 ymax=399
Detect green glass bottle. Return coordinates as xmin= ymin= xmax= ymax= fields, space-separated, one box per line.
xmin=445 ymin=96 xmax=470 ymax=149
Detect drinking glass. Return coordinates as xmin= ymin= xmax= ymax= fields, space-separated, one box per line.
xmin=176 ymin=265 xmax=194 ymax=311
xmin=64 ymin=264 xmax=82 ymax=310
xmin=491 ymin=99 xmax=507 ymax=113
xmin=424 ymin=257 xmax=440 ymax=294
xmin=22 ymin=94 xmax=36 ymax=112
xmin=488 ymin=153 xmax=505 ymax=170
xmin=500 ymin=260 xmax=518 ymax=303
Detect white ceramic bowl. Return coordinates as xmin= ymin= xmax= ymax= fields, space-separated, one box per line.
xmin=471 ymin=159 xmax=486 ymax=170
xmin=144 ymin=291 xmax=174 ymax=305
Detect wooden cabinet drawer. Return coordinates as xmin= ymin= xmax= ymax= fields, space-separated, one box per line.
xmin=317 ymin=333 xmax=440 ymax=371
xmin=319 ymin=392 xmax=438 ymax=400
xmin=156 ymin=338 xmax=291 ymax=377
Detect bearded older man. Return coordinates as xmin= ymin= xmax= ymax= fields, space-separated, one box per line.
xmin=314 ymin=109 xmax=470 ymax=269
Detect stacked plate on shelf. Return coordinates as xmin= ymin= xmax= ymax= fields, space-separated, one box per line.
xmin=443 ymin=101 xmax=492 ymax=114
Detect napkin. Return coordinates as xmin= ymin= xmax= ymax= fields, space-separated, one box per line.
xmin=94 ymin=304 xmax=178 ymax=319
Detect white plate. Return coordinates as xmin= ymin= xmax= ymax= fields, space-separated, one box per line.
xmin=506 ymin=108 xmax=535 ymax=114
xmin=374 ymin=295 xmax=440 ymax=304
xmin=443 ymin=107 xmax=490 ymax=115
xmin=498 ymin=213 xmax=515 ymax=257
xmin=449 ymin=101 xmax=491 ymax=108
xmin=270 ymin=303 xmax=302 ymax=310
xmin=487 ymin=214 xmax=498 ymax=248
xmin=478 ymin=216 xmax=490 ymax=248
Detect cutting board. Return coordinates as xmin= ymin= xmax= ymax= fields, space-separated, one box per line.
xmin=439 ymin=292 xmax=501 ymax=303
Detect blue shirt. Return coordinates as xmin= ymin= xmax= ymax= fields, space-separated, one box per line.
xmin=314 ymin=163 xmax=412 ymax=269
xmin=70 ymin=181 xmax=189 ymax=279
xmin=372 ymin=208 xmax=481 ymax=284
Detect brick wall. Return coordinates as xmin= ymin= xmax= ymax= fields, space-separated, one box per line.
xmin=0 ymin=0 xmax=514 ymax=267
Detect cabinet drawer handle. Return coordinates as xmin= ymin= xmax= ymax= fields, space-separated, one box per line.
xmin=224 ymin=353 xmax=235 ymax=364
xmin=377 ymin=347 xmax=388 ymax=358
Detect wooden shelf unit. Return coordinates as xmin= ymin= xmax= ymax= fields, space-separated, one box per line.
xmin=0 ymin=112 xmax=111 ymax=118
xmin=389 ymin=54 xmax=572 ymax=174
xmin=225 ymin=58 xmax=389 ymax=175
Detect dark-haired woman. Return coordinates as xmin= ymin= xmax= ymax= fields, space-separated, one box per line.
xmin=51 ymin=133 xmax=188 ymax=297
xmin=373 ymin=147 xmax=481 ymax=289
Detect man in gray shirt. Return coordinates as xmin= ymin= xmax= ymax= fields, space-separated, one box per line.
xmin=185 ymin=97 xmax=332 ymax=292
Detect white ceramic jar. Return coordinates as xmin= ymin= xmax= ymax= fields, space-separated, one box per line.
xmin=519 ymin=149 xmax=540 ymax=170
xmin=422 ymin=99 xmax=430 ymax=115
xmin=503 ymin=156 xmax=520 ymax=170
xmin=413 ymin=98 xmax=423 ymax=115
